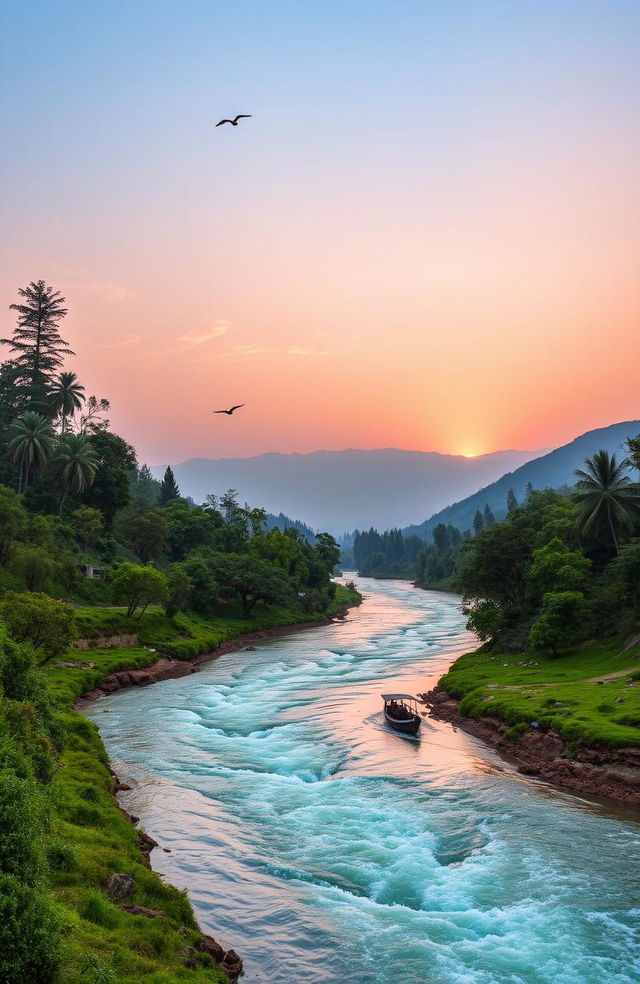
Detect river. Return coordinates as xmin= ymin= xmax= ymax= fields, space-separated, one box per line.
xmin=86 ymin=577 xmax=640 ymax=984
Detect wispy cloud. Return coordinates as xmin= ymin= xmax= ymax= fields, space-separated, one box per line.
xmin=150 ymin=320 xmax=229 ymax=357
xmin=194 ymin=341 xmax=333 ymax=362
xmin=178 ymin=322 xmax=228 ymax=350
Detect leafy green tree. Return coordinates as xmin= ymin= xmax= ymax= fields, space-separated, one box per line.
xmin=159 ymin=466 xmax=180 ymax=505
xmin=181 ymin=554 xmax=218 ymax=613
xmin=7 ymin=412 xmax=55 ymax=493
xmin=526 ymin=538 xmax=591 ymax=601
xmin=207 ymin=552 xmax=292 ymax=617
xmin=164 ymin=563 xmax=194 ymax=617
xmin=52 ymin=433 xmax=99 ymax=511
xmin=83 ymin=430 xmax=137 ymax=526
xmin=0 ymin=592 xmax=76 ymax=665
xmin=472 ymin=509 xmax=484 ymax=536
xmin=529 ymin=591 xmax=586 ymax=656
xmin=163 ymin=499 xmax=219 ymax=560
xmin=463 ymin=600 xmax=505 ymax=643
xmin=457 ymin=517 xmax=534 ymax=608
xmin=115 ymin=505 xmax=168 ymax=563
xmin=314 ymin=532 xmax=341 ymax=573
xmin=111 ymin=562 xmax=168 ymax=618
xmin=9 ymin=545 xmax=53 ymax=593
xmin=1 ymin=280 xmax=73 ymax=409
xmin=72 ymin=505 xmax=104 ymax=549
xmin=574 ymin=450 xmax=640 ymax=555
xmin=48 ymin=370 xmax=85 ymax=433
xmin=506 ymin=488 xmax=519 ymax=514
xmin=0 ymin=485 xmax=27 ymax=563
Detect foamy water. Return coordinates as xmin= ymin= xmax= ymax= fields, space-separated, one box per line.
xmin=87 ymin=577 xmax=640 ymax=984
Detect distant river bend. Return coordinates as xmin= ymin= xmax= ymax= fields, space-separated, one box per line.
xmin=87 ymin=577 xmax=640 ymax=984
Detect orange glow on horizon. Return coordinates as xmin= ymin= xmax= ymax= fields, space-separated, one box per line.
xmin=1 ymin=4 xmax=639 ymax=467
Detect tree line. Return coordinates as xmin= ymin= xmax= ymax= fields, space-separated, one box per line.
xmin=457 ymin=449 xmax=640 ymax=654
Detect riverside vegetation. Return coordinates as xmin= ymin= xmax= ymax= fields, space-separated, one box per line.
xmin=432 ymin=445 xmax=640 ymax=779
xmin=0 ymin=281 xmax=359 ymax=984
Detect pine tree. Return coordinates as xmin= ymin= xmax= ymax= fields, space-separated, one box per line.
xmin=159 ymin=466 xmax=180 ymax=505
xmin=2 ymin=281 xmax=74 ymax=410
xmin=506 ymin=488 xmax=519 ymax=514
xmin=483 ymin=504 xmax=496 ymax=527
xmin=525 ymin=481 xmax=534 ymax=502
xmin=472 ymin=509 xmax=485 ymax=536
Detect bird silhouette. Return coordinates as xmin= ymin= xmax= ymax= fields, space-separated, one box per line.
xmin=215 ymin=115 xmax=252 ymax=127
xmin=214 ymin=404 xmax=245 ymax=415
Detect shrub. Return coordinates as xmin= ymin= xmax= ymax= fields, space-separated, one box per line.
xmin=0 ymin=873 xmax=61 ymax=983
xmin=46 ymin=839 xmax=78 ymax=872
xmin=0 ymin=592 xmax=76 ymax=665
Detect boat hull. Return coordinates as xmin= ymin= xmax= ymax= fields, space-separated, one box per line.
xmin=384 ymin=711 xmax=421 ymax=735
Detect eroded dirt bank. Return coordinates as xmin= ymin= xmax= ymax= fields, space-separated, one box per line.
xmin=76 ymin=612 xmax=356 ymax=708
xmin=422 ymin=689 xmax=640 ymax=809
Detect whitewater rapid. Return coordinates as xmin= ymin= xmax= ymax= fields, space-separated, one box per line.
xmin=86 ymin=577 xmax=640 ymax=984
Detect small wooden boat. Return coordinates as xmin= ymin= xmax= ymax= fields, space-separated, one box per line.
xmin=381 ymin=693 xmax=421 ymax=735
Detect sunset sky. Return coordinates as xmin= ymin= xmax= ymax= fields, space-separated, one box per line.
xmin=1 ymin=1 xmax=639 ymax=467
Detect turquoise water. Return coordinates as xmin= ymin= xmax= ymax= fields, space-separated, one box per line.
xmin=87 ymin=578 xmax=640 ymax=984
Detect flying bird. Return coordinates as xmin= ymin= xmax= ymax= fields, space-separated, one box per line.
xmin=215 ymin=114 xmax=252 ymax=127
xmin=214 ymin=404 xmax=245 ymax=415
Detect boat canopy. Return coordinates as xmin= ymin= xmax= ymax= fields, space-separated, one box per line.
xmin=381 ymin=694 xmax=416 ymax=701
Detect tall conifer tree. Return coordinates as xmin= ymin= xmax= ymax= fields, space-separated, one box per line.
xmin=2 ymin=281 xmax=74 ymax=410
xmin=159 ymin=466 xmax=180 ymax=505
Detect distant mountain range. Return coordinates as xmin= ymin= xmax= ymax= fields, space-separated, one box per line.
xmin=155 ymin=448 xmax=539 ymax=534
xmin=403 ymin=420 xmax=640 ymax=541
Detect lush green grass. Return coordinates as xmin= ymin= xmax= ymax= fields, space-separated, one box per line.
xmin=50 ymin=584 xmax=361 ymax=705
xmin=48 ymin=712 xmax=230 ymax=983
xmin=438 ymin=636 xmax=640 ymax=748
xmin=44 ymin=582 xmax=361 ymax=982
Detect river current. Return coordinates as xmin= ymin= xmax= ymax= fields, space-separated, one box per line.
xmin=86 ymin=577 xmax=640 ymax=984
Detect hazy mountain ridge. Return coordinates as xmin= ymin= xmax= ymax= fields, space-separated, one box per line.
xmin=155 ymin=447 xmax=539 ymax=534
xmin=404 ymin=420 xmax=640 ymax=540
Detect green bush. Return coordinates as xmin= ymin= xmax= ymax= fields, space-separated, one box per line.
xmin=46 ymin=839 xmax=78 ymax=872
xmin=0 ymin=873 xmax=61 ymax=983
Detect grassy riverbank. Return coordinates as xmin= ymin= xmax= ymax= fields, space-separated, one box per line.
xmin=438 ymin=635 xmax=640 ymax=748
xmin=44 ymin=583 xmax=360 ymax=983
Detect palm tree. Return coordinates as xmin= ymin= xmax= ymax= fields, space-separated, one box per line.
xmin=52 ymin=433 xmax=99 ymax=511
xmin=49 ymin=371 xmax=85 ymax=432
xmin=574 ymin=450 xmax=640 ymax=555
xmin=7 ymin=411 xmax=55 ymax=493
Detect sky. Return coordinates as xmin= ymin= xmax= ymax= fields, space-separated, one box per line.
xmin=1 ymin=0 xmax=639 ymax=466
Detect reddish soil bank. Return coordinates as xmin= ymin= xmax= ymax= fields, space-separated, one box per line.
xmin=422 ymin=689 xmax=640 ymax=810
xmin=76 ymin=605 xmax=359 ymax=709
